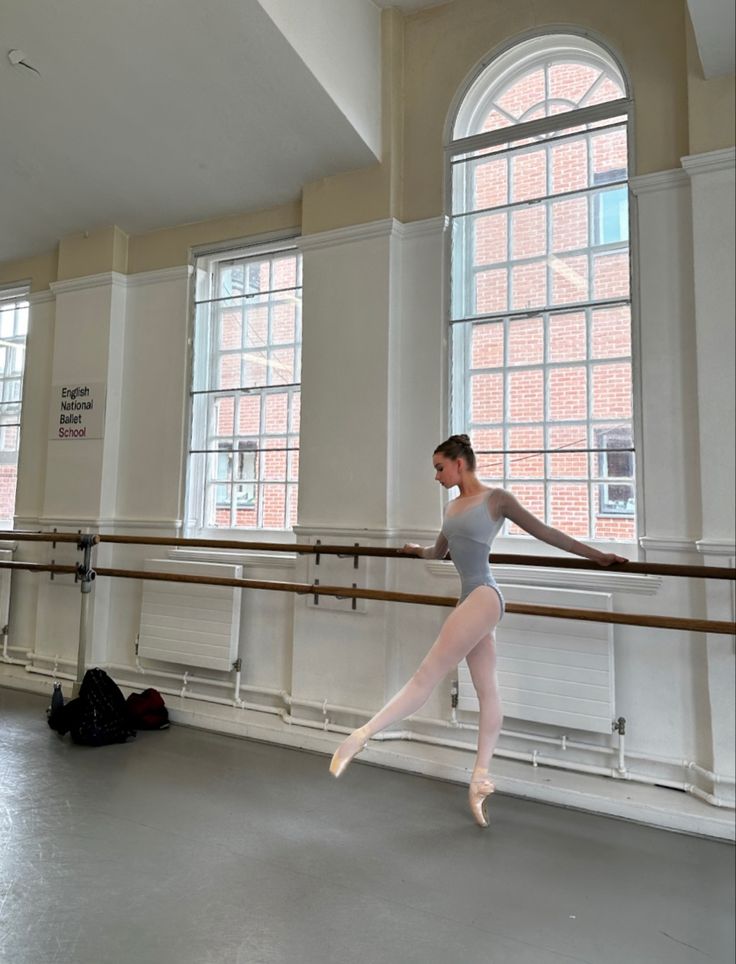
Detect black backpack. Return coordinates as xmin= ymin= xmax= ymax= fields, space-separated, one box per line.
xmin=49 ymin=669 xmax=135 ymax=746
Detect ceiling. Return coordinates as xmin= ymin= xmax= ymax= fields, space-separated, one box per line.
xmin=687 ymin=0 xmax=736 ymax=78
xmin=1 ymin=0 xmax=385 ymax=264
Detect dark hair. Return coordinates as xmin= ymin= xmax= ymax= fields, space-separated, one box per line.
xmin=434 ymin=434 xmax=476 ymax=471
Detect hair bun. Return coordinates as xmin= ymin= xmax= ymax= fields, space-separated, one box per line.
xmin=455 ymin=433 xmax=471 ymax=446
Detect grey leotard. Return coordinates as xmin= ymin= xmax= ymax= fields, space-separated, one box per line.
xmin=442 ymin=494 xmax=505 ymax=614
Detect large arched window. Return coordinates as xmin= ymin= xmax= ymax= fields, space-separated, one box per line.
xmin=449 ymin=35 xmax=635 ymax=541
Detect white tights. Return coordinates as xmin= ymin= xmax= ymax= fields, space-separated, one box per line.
xmin=342 ymin=586 xmax=504 ymax=774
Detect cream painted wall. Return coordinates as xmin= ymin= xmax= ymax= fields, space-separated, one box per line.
xmin=401 ymin=0 xmax=690 ymax=222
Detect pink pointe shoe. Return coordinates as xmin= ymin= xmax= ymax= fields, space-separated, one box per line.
xmin=329 ymin=727 xmax=369 ymax=778
xmin=469 ymin=769 xmax=496 ymax=828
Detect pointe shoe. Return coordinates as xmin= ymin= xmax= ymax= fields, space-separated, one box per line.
xmin=329 ymin=728 xmax=369 ymax=778
xmin=468 ymin=770 xmax=496 ymax=828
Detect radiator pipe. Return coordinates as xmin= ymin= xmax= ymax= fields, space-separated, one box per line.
xmin=7 ymin=655 xmax=734 ymax=804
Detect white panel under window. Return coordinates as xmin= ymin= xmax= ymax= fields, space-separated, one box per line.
xmin=457 ymin=585 xmax=615 ymax=734
xmin=137 ymin=559 xmax=242 ymax=671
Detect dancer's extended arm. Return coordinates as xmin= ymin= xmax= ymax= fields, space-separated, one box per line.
xmin=496 ymin=490 xmax=626 ymax=566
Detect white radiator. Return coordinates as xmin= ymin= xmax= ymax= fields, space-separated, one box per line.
xmin=137 ymin=559 xmax=243 ymax=671
xmin=457 ymin=584 xmax=615 ymax=734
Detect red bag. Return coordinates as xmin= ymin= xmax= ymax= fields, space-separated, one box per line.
xmin=126 ymin=688 xmax=169 ymax=730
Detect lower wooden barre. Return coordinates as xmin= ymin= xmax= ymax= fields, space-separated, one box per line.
xmin=92 ymin=566 xmax=736 ymax=636
xmin=0 ymin=560 xmax=731 ymax=635
xmin=0 ymin=561 xmax=79 ymax=576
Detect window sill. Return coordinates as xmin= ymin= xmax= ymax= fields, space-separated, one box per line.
xmin=424 ymin=558 xmax=661 ymax=595
xmin=167 ymin=546 xmax=297 ymax=571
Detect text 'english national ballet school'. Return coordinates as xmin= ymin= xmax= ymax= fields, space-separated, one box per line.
xmin=50 ymin=383 xmax=106 ymax=440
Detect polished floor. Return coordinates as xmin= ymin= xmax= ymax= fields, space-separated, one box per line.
xmin=1 ymin=688 xmax=734 ymax=964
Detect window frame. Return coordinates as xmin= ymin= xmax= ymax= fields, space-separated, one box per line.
xmin=185 ymin=233 xmax=302 ymax=539
xmin=0 ymin=284 xmax=30 ymax=527
xmin=445 ymin=31 xmax=641 ymax=548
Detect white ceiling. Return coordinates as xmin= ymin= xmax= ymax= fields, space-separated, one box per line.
xmin=1 ymin=0 xmax=381 ymax=264
xmin=687 ymin=0 xmax=736 ymax=78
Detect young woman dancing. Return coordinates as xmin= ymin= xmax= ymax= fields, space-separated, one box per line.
xmin=329 ymin=434 xmax=626 ymax=827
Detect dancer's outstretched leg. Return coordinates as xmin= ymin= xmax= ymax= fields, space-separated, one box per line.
xmin=465 ymin=632 xmax=503 ymax=827
xmin=329 ymin=586 xmax=501 ymax=777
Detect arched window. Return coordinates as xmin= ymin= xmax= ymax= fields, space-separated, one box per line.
xmin=448 ymin=34 xmax=635 ymax=541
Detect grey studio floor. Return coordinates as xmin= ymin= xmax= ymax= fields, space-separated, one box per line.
xmin=1 ymin=689 xmax=734 ymax=964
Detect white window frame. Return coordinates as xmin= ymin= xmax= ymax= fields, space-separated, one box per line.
xmin=446 ymin=32 xmax=639 ymax=547
xmin=185 ymin=235 xmax=302 ymax=538
xmin=0 ymin=285 xmax=30 ymax=527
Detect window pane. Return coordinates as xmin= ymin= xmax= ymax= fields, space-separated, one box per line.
xmin=471 ymin=373 xmax=503 ymax=423
xmin=548 ymin=423 xmax=588 ymax=478
xmin=496 ymin=67 xmax=546 ymax=120
xmin=508 ymin=369 xmax=543 ymax=422
xmin=591 ymin=305 xmax=630 ymax=358
xmin=474 ymin=268 xmax=508 ymax=315
xmin=591 ymin=363 xmax=632 ymax=419
xmin=592 ymin=250 xmax=629 ymax=300
xmin=511 ymin=149 xmax=546 ymax=203
xmin=510 ymin=260 xmax=547 ymax=310
xmin=550 ymin=254 xmax=588 ymax=304
xmin=548 ymin=311 xmax=586 ymax=362
xmin=508 ymin=317 xmax=543 ymax=366
xmin=548 ymin=366 xmax=588 ymax=421
xmin=549 ymin=483 xmax=589 ymax=536
xmin=508 ymin=426 xmax=544 ymax=479
xmin=511 ymin=206 xmax=546 ymax=260
xmin=550 ymin=137 xmax=589 ymax=194
xmin=548 ymin=63 xmax=601 ymax=104
xmin=471 ymin=321 xmax=504 ymax=369
xmin=551 ymin=196 xmax=588 ymax=253
xmin=474 ymin=212 xmax=507 ymax=265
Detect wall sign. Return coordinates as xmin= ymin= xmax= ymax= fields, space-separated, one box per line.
xmin=49 ymin=382 xmax=106 ymax=440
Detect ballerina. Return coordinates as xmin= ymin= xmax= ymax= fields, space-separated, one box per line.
xmin=329 ymin=434 xmax=626 ymax=827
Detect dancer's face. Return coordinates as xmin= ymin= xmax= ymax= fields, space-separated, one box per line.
xmin=433 ymin=454 xmax=463 ymax=488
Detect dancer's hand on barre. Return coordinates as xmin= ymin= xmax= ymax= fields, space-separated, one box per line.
xmin=400 ymin=543 xmax=424 ymax=557
xmin=594 ymin=552 xmax=628 ymax=567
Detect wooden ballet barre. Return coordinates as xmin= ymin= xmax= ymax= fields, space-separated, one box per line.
xmin=0 ymin=530 xmax=733 ymax=581
xmin=0 ymin=561 xmax=79 ymax=576
xmin=0 ymin=530 xmax=100 ymax=545
xmin=91 ymin=566 xmax=736 ymax=636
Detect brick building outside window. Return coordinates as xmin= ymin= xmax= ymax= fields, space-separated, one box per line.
xmin=449 ymin=34 xmax=635 ymax=541
xmin=187 ymin=240 xmax=302 ymax=531
xmin=0 ymin=289 xmax=29 ymax=525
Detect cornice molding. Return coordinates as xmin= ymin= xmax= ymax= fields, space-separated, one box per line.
xmin=28 ymin=289 xmax=56 ymax=305
xmin=629 ymin=169 xmax=689 ymax=195
xmin=127 ymin=265 xmax=193 ymax=288
xmin=399 ymin=216 xmax=450 ymax=239
xmin=681 ymin=148 xmax=736 ymax=177
xmin=696 ymin=539 xmax=736 ymax=558
xmin=50 ymin=271 xmax=128 ymax=296
xmin=297 ymin=218 xmax=401 ymax=252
